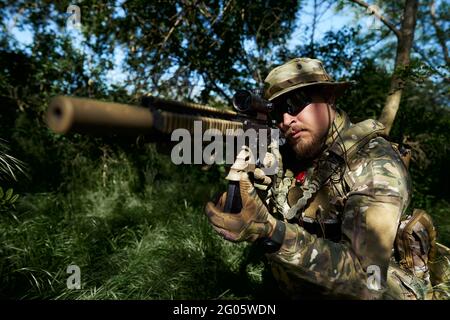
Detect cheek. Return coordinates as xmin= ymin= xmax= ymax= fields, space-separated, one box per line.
xmin=297 ymin=103 xmax=332 ymax=135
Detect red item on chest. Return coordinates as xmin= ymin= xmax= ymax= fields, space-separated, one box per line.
xmin=295 ymin=171 xmax=306 ymax=184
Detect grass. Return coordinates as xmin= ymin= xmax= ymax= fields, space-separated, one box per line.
xmin=0 ymin=143 xmax=282 ymax=300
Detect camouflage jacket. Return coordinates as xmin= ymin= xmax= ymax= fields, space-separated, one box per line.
xmin=267 ymin=109 xmax=412 ymax=299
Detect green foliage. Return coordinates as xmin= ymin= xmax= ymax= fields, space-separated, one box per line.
xmin=67 ymin=0 xmax=301 ymax=103
xmin=0 ymin=186 xmax=19 ymax=209
xmin=0 ymin=139 xmax=28 ymax=182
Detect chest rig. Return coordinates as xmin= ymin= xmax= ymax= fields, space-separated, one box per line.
xmin=272 ymin=113 xmax=385 ymax=242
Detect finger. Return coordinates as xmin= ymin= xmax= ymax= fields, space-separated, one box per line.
xmin=239 ymin=172 xmax=256 ymax=198
xmin=253 ymin=168 xmax=269 ymax=184
xmin=255 ymin=168 xmax=272 ymax=186
xmin=216 ymin=192 xmax=227 ymax=209
xmin=205 ymin=201 xmax=227 ymax=228
xmin=205 ymin=201 xmax=248 ymax=234
xmin=211 ymin=224 xmax=239 ymax=242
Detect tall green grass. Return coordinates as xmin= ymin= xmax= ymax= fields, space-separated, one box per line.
xmin=0 ymin=142 xmax=282 ymax=299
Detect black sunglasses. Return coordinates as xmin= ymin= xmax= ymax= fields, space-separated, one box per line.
xmin=270 ymin=90 xmax=312 ymax=123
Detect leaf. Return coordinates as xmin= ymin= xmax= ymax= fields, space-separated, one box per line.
xmin=9 ymin=194 xmax=19 ymax=204
xmin=5 ymin=188 xmax=13 ymax=201
xmin=0 ymin=186 xmax=3 ymax=199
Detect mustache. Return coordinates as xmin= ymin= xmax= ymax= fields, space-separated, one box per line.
xmin=285 ymin=124 xmax=308 ymax=139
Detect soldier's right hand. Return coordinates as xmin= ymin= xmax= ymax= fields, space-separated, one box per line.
xmin=204 ymin=172 xmax=277 ymax=243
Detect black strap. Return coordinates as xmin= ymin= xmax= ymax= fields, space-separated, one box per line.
xmin=261 ymin=220 xmax=286 ymax=253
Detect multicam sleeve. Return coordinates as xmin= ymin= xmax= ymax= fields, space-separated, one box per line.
xmin=267 ymin=137 xmax=411 ymax=299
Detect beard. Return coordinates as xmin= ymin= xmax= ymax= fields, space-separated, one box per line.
xmin=288 ymin=129 xmax=326 ymax=161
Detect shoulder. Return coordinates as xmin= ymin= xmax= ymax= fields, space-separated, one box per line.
xmin=345 ymin=136 xmax=411 ymax=201
xmin=352 ymin=136 xmax=404 ymax=169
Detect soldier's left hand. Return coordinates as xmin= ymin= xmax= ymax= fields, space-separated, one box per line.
xmin=204 ymin=172 xmax=277 ymax=242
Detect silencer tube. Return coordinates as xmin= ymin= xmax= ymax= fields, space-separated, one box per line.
xmin=47 ymin=96 xmax=154 ymax=135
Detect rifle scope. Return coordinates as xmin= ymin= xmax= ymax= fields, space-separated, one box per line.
xmin=232 ymin=90 xmax=273 ymax=114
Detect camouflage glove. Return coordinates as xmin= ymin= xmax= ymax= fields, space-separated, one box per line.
xmin=253 ymin=168 xmax=272 ymax=190
xmin=205 ymin=172 xmax=278 ymax=242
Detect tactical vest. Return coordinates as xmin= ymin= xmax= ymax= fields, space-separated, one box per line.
xmin=275 ymin=118 xmax=388 ymax=240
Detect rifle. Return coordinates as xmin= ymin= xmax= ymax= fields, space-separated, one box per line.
xmin=47 ymin=91 xmax=280 ymax=214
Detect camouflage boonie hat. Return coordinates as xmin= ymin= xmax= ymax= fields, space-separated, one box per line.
xmin=264 ymin=57 xmax=353 ymax=101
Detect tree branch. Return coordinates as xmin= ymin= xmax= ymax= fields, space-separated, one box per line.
xmin=378 ymin=0 xmax=419 ymax=135
xmin=203 ymin=73 xmax=232 ymax=105
xmin=413 ymin=44 xmax=450 ymax=83
xmin=211 ymin=0 xmax=233 ymax=27
xmin=348 ymin=0 xmax=401 ymax=39
xmin=310 ymin=0 xmax=318 ymax=56
xmin=429 ymin=0 xmax=449 ymax=64
xmin=158 ymin=13 xmax=183 ymax=50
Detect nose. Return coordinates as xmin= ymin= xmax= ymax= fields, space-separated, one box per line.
xmin=280 ymin=113 xmax=297 ymax=130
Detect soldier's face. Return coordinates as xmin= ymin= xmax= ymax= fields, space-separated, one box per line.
xmin=276 ymin=93 xmax=335 ymax=160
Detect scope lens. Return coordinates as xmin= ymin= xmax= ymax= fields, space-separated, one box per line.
xmin=232 ymin=90 xmax=252 ymax=112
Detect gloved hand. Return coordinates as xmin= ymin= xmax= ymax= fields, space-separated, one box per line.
xmin=205 ymin=172 xmax=278 ymax=242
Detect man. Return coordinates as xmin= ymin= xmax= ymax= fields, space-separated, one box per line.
xmin=205 ymin=57 xmax=435 ymax=299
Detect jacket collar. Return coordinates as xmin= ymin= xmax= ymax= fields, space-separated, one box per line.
xmin=323 ymin=108 xmax=385 ymax=161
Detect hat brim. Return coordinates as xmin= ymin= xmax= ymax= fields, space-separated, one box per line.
xmin=268 ymin=81 xmax=354 ymax=101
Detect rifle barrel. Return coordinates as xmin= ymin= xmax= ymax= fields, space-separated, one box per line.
xmin=47 ymin=96 xmax=154 ymax=135
xmin=47 ymin=95 xmax=245 ymax=137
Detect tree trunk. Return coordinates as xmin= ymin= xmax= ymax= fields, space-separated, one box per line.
xmin=378 ymin=0 xmax=419 ymax=135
